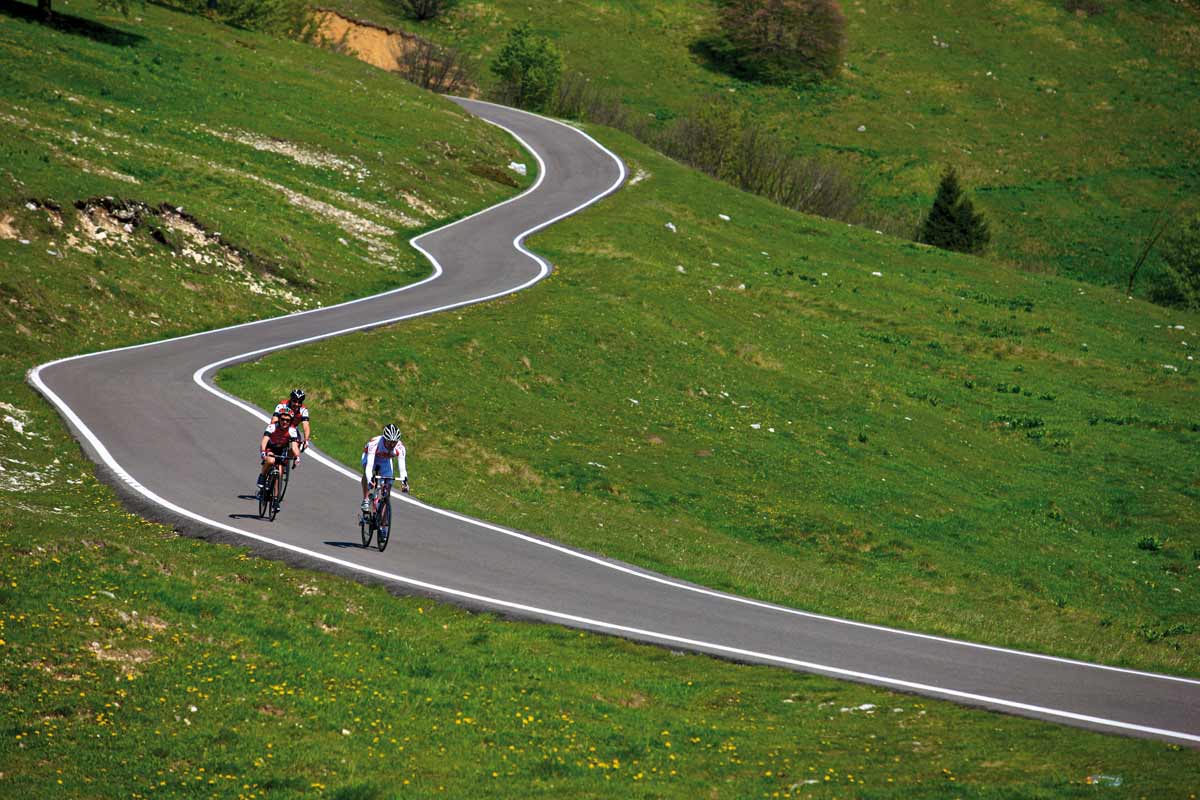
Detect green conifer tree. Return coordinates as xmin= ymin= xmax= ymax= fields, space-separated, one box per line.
xmin=919 ymin=167 xmax=991 ymax=255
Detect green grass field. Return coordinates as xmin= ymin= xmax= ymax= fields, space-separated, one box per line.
xmin=329 ymin=0 xmax=1200 ymax=291
xmin=223 ymin=127 xmax=1200 ymax=678
xmin=2 ymin=0 xmax=1199 ymax=796
xmin=0 ymin=0 xmax=530 ymax=363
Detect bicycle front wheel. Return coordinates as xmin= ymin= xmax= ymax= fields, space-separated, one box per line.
xmin=360 ymin=506 xmax=372 ymax=548
xmin=267 ymin=471 xmax=280 ymax=522
xmin=376 ymin=496 xmax=391 ymax=552
xmin=258 ymin=476 xmax=270 ymax=518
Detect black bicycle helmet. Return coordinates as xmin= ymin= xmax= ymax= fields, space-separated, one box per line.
xmin=382 ymin=424 xmax=401 ymax=443
xmin=290 ymin=388 xmax=306 ymax=403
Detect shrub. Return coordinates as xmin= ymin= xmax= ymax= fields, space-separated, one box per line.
xmin=490 ymin=23 xmax=563 ymax=112
xmin=654 ymin=104 xmax=870 ymax=223
xmin=160 ymin=0 xmax=308 ymax=35
xmin=396 ymin=38 xmax=473 ymax=95
xmin=701 ymin=0 xmax=846 ymax=84
xmin=658 ymin=97 xmax=743 ymax=178
xmin=1063 ymin=0 xmax=1106 ymax=16
xmin=1137 ymin=535 xmax=1164 ymax=552
xmin=918 ymin=167 xmax=991 ymax=255
xmin=550 ymin=72 xmax=646 ymax=136
xmin=394 ymin=0 xmax=459 ymax=21
xmin=1150 ymin=213 xmax=1200 ymax=310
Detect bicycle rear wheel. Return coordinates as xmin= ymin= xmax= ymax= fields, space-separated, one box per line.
xmin=376 ymin=495 xmax=391 ymax=552
xmin=278 ymin=457 xmax=291 ymax=502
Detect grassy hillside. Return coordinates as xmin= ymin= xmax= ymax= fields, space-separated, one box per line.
xmin=0 ymin=0 xmax=530 ymax=366
xmin=224 ymin=127 xmax=1200 ymax=677
xmin=1 ymin=1 xmax=1198 ymax=796
xmin=330 ymin=0 xmax=1200 ymax=291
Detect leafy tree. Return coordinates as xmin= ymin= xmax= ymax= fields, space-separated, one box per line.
xmin=395 ymin=0 xmax=459 ymax=21
xmin=1151 ymin=213 xmax=1200 ymax=309
xmin=918 ymin=167 xmax=991 ymax=255
xmin=702 ymin=0 xmax=846 ymax=85
xmin=490 ymin=23 xmax=563 ymax=112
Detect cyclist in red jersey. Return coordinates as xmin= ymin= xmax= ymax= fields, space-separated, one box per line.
xmin=272 ymin=388 xmax=311 ymax=449
xmin=257 ymin=407 xmax=302 ymax=494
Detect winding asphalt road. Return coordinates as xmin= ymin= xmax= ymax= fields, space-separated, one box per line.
xmin=31 ymin=99 xmax=1200 ymax=747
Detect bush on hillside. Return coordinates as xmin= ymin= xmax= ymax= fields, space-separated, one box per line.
xmin=161 ymin=0 xmax=309 ymax=35
xmin=219 ymin=0 xmax=309 ymax=33
xmin=697 ymin=0 xmax=846 ymax=85
xmin=550 ymin=72 xmax=648 ymax=136
xmin=1063 ymin=0 xmax=1106 ymax=17
xmin=1151 ymin=213 xmax=1200 ymax=309
xmin=730 ymin=124 xmax=867 ymax=221
xmin=650 ymin=101 xmax=880 ymax=228
xmin=658 ymin=97 xmax=743 ymax=178
xmin=395 ymin=0 xmax=459 ymax=21
xmin=489 ymin=23 xmax=563 ymax=112
xmin=551 ymin=72 xmax=895 ymax=232
xmin=918 ymin=167 xmax=991 ymax=255
xmin=396 ymin=37 xmax=473 ymax=94
xmin=36 ymin=0 xmax=135 ymax=20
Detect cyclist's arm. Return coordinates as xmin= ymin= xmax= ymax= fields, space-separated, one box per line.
xmin=301 ymin=419 xmax=311 ymax=443
xmin=395 ymin=442 xmax=408 ymax=483
xmin=363 ymin=438 xmax=378 ymax=483
xmin=259 ymin=432 xmax=270 ymax=456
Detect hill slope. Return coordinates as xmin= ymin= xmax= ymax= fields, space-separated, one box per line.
xmin=331 ymin=0 xmax=1200 ymax=291
xmin=2 ymin=2 xmax=1198 ymax=796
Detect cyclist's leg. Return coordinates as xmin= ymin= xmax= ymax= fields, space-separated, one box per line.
xmin=258 ymin=452 xmax=274 ymax=490
xmin=360 ymin=454 xmax=371 ymax=511
xmin=374 ymin=459 xmax=393 ymax=506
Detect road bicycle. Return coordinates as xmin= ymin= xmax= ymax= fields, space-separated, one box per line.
xmin=360 ymin=477 xmax=392 ymax=552
xmin=258 ymin=456 xmax=287 ymax=521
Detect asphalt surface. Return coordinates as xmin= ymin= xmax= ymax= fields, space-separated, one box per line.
xmin=31 ymin=98 xmax=1200 ymax=747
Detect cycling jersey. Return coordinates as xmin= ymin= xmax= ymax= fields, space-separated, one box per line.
xmin=263 ymin=422 xmax=299 ymax=454
xmin=362 ymin=435 xmax=407 ymax=483
xmin=274 ymin=401 xmax=309 ymax=422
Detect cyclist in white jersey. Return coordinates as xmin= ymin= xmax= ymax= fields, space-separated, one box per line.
xmin=361 ymin=424 xmax=409 ymax=513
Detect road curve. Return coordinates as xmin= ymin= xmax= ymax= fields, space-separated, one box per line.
xmin=30 ymin=98 xmax=1200 ymax=747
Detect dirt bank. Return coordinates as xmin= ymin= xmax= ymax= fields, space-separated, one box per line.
xmin=311 ymin=9 xmax=479 ymax=96
xmin=312 ymin=8 xmax=418 ymax=72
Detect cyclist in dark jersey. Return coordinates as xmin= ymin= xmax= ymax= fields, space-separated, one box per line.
xmin=257 ymin=407 xmax=301 ymax=494
xmin=272 ymin=388 xmax=311 ymax=449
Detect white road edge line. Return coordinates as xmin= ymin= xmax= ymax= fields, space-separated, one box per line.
xmin=26 ymin=103 xmax=1200 ymax=745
